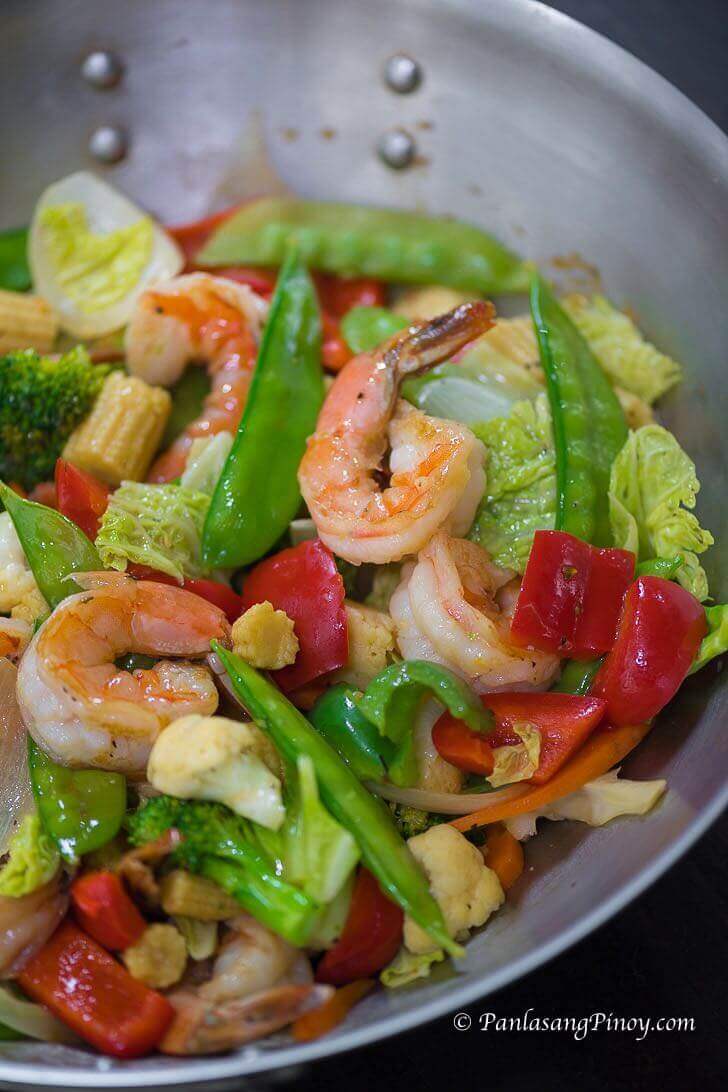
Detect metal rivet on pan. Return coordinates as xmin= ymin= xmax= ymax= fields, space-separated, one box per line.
xmin=88 ymin=125 xmax=128 ymax=164
xmin=383 ymin=53 xmax=422 ymax=94
xmin=377 ymin=128 xmax=416 ymax=169
xmin=81 ymin=50 xmax=124 ymax=89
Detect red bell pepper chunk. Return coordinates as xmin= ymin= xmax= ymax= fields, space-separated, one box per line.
xmin=167 ymin=206 xmax=278 ymax=295
xmin=314 ymin=274 xmax=387 ymax=318
xmin=55 ymin=458 xmax=110 ymax=542
xmin=17 ymin=920 xmax=174 ymax=1059
xmin=511 ymin=530 xmax=635 ymax=659
xmin=434 ymin=692 xmax=606 ymax=785
xmin=127 ymin=564 xmax=243 ymax=623
xmin=241 ymin=539 xmax=348 ymax=692
xmin=432 ymin=717 xmax=495 ymax=775
xmin=203 ymin=265 xmax=277 ymax=296
xmin=28 ymin=481 xmax=57 ymax=507
xmin=484 ymin=692 xmax=607 ymax=784
xmin=70 ymin=871 xmax=147 ymax=951
xmin=166 ymin=205 xmax=242 ymax=264
xmin=321 ymin=310 xmax=353 ymax=373
xmin=591 ymin=575 xmax=706 ymax=726
xmin=316 ymin=868 xmax=403 ymax=986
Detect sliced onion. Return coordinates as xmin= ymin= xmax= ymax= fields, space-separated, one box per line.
xmin=366 ymin=780 xmax=528 ymax=815
xmin=0 ymin=661 xmax=33 ymax=858
xmin=0 ymin=984 xmax=78 ymax=1044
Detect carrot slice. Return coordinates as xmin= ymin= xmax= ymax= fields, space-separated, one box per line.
xmin=292 ymin=979 xmax=374 ymax=1042
xmin=451 ymin=722 xmax=651 ymax=832
xmin=482 ymin=826 xmax=524 ymax=891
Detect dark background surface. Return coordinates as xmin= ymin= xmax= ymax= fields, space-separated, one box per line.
xmin=292 ymin=4 xmax=728 ymax=1091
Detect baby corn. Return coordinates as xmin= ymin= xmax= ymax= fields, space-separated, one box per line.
xmin=160 ymin=870 xmax=241 ymax=921
xmin=63 ymin=370 xmax=171 ymax=485
xmin=0 ymin=290 xmax=58 ymax=354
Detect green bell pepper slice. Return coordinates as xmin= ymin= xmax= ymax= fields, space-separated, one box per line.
xmin=340 ymin=306 xmax=408 ymax=355
xmin=0 ymin=482 xmax=102 ymax=610
xmin=308 ymin=684 xmax=396 ymax=782
xmin=202 ymin=248 xmax=323 ymax=568
xmin=28 ymin=739 xmax=126 ymax=864
xmin=198 ymin=198 xmax=530 ymax=295
xmin=552 ymin=658 xmax=603 ymax=696
xmin=212 ymin=643 xmax=462 ymax=958
xmin=530 ymin=274 xmax=628 ymax=547
xmin=357 ymin=660 xmax=494 ymax=786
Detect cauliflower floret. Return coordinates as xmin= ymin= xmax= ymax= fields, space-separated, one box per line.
xmin=332 ymin=601 xmax=396 ymax=688
xmin=231 ymin=600 xmax=299 ymax=670
xmin=404 ymin=825 xmax=504 ymax=954
xmin=147 ymin=714 xmax=285 ymax=830
xmin=394 ymin=285 xmax=476 ymax=321
xmin=123 ymin=923 xmax=187 ymax=989
xmin=0 ymin=512 xmax=48 ymax=622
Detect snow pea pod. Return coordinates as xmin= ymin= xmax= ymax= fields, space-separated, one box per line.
xmin=198 ymin=198 xmax=530 ymax=295
xmin=212 ymin=644 xmax=462 ymax=957
xmin=0 ymin=482 xmax=102 ymax=609
xmin=358 ymin=660 xmax=494 ymax=787
xmin=28 ymin=740 xmax=126 ymax=864
xmin=202 ymin=249 xmax=323 ymax=568
xmin=530 ymin=275 xmax=627 ymax=546
xmin=0 ymin=226 xmax=31 ymax=292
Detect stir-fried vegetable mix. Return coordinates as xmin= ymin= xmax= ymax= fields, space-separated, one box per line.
xmin=0 ymin=171 xmax=723 ymax=1058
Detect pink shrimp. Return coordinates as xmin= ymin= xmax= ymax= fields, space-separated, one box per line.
xmin=124 ymin=273 xmax=268 ymax=482
xmin=16 ymin=572 xmax=230 ymax=775
xmin=298 ymin=302 xmax=495 ymax=565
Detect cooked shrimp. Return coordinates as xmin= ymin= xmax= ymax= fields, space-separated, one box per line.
xmin=298 ymin=302 xmax=494 ymax=565
xmin=0 ymin=877 xmax=68 ymax=978
xmin=160 ymin=915 xmax=331 ymax=1055
xmin=125 ymin=273 xmax=268 ymax=482
xmin=0 ymin=617 xmax=32 ymax=662
xmin=392 ymin=532 xmax=559 ymax=692
xmin=16 ymin=572 xmax=230 ymax=775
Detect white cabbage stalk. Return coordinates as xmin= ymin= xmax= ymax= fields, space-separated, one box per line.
xmin=29 ymin=171 xmax=183 ymax=337
xmin=505 ymin=769 xmax=667 ymax=841
xmin=0 ymin=983 xmax=78 ymax=1044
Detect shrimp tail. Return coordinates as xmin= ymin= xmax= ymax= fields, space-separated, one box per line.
xmin=390 ymin=300 xmax=495 ymax=382
xmin=159 ymin=983 xmax=334 ymax=1055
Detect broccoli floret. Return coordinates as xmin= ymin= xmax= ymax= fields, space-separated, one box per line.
xmin=0 ymin=348 xmax=110 ymax=490
xmin=126 ymin=796 xmax=319 ymax=945
xmin=388 ymin=802 xmax=441 ymax=839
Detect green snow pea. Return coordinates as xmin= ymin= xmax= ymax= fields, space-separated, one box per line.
xmin=0 ymin=482 xmax=102 ymax=609
xmin=202 ymin=248 xmax=323 ymax=568
xmin=28 ymin=740 xmax=126 ymax=864
xmin=212 ymin=644 xmax=462 ymax=957
xmin=0 ymin=227 xmax=31 ymax=292
xmin=198 ymin=198 xmax=530 ymax=295
xmin=530 ymin=274 xmax=628 ymax=547
xmin=358 ymin=660 xmax=494 ymax=787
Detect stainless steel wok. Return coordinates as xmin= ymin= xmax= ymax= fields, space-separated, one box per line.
xmin=1 ymin=0 xmax=726 ymax=1086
